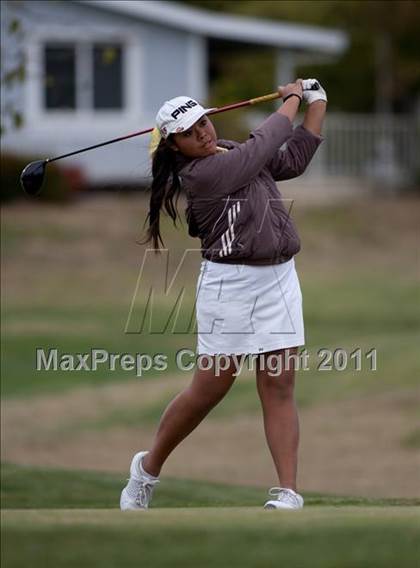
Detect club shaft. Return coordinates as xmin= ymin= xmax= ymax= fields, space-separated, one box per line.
xmin=46 ymin=91 xmax=284 ymax=163
xmin=208 ymin=92 xmax=281 ymax=115
xmin=47 ymin=127 xmax=155 ymax=163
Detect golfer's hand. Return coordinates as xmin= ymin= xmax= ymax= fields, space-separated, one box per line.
xmin=279 ymin=80 xmax=303 ymax=101
xmin=302 ymin=79 xmax=327 ymax=105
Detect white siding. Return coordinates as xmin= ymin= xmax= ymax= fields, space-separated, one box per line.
xmin=1 ymin=0 xmax=198 ymax=183
xmin=1 ymin=1 xmax=349 ymax=186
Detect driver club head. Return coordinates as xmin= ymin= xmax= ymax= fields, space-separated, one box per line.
xmin=20 ymin=160 xmax=47 ymax=196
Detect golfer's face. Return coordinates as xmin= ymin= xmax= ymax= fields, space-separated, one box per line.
xmin=172 ymin=116 xmax=218 ymax=158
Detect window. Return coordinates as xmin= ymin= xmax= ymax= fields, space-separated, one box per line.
xmin=93 ymin=44 xmax=122 ymax=109
xmin=45 ymin=45 xmax=76 ymax=109
xmin=44 ymin=42 xmax=124 ymax=111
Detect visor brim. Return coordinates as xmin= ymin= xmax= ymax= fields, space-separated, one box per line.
xmin=166 ymin=107 xmax=217 ymax=137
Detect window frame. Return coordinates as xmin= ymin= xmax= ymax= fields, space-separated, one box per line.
xmin=25 ymin=29 xmax=141 ymax=126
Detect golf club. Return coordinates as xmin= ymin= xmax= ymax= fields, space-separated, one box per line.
xmin=20 ymin=81 xmax=319 ymax=196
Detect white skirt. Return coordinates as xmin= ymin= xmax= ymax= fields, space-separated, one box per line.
xmin=195 ymin=257 xmax=305 ymax=355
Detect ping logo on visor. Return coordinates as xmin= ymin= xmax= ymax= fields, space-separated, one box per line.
xmin=171 ymin=100 xmax=198 ymax=120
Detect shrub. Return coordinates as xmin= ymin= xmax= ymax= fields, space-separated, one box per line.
xmin=1 ymin=153 xmax=77 ymax=202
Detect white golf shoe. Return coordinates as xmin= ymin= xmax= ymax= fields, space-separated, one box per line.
xmin=120 ymin=451 xmax=160 ymax=511
xmin=263 ymin=487 xmax=304 ymax=510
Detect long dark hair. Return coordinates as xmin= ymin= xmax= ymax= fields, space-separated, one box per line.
xmin=139 ymin=136 xmax=183 ymax=251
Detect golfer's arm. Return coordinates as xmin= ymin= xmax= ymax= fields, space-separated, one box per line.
xmin=303 ymin=101 xmax=327 ymax=136
xmin=277 ymin=97 xmax=301 ymax=124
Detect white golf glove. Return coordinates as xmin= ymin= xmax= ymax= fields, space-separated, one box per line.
xmin=302 ymin=78 xmax=327 ymax=105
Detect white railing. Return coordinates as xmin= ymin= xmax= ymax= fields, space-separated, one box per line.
xmin=248 ymin=111 xmax=419 ymax=184
xmin=314 ymin=113 xmax=419 ymax=182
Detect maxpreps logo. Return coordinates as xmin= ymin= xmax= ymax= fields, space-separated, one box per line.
xmin=171 ymin=99 xmax=198 ymax=120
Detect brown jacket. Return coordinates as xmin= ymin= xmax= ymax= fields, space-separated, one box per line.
xmin=177 ymin=113 xmax=322 ymax=265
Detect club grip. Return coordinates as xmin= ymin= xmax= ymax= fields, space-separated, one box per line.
xmin=249 ymin=81 xmax=320 ymax=106
xmin=249 ymin=92 xmax=282 ymax=105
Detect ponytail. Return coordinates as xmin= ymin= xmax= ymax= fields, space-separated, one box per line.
xmin=139 ymin=136 xmax=183 ymax=251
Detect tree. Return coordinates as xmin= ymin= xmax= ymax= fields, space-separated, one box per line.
xmin=1 ymin=1 xmax=26 ymax=135
xmin=182 ymin=0 xmax=420 ymax=113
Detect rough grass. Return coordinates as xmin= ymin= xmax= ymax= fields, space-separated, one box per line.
xmin=2 ymin=258 xmax=420 ymax=402
xmin=2 ymin=196 xmax=419 ymax=399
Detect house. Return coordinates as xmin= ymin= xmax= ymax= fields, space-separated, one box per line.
xmin=1 ymin=0 xmax=348 ymax=185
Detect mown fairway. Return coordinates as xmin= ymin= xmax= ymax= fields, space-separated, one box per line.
xmin=2 ymin=465 xmax=420 ymax=568
xmin=3 ymin=508 xmax=419 ymax=568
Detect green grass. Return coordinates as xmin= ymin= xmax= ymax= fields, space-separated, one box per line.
xmin=57 ymin=331 xmax=418 ymax=433
xmin=1 ymin=298 xmax=200 ymax=396
xmin=401 ymin=428 xmax=420 ymax=449
xmin=1 ymin=463 xmax=263 ymax=509
xmin=11 ymin=440 xmax=420 ymax=562
xmin=2 ymin=508 xmax=420 ymax=568
xmin=301 ymin=277 xmax=420 ymax=345
xmin=2 ymin=464 xmax=419 ymax=568
xmin=2 ymin=279 xmax=419 ymax=400
xmin=2 ymin=463 xmax=419 ymax=510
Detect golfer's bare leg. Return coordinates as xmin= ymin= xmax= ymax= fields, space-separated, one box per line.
xmin=142 ymin=356 xmax=237 ymax=477
xmin=256 ymin=348 xmax=299 ymax=491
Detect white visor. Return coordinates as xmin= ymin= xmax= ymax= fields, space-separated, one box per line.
xmin=156 ymin=96 xmax=216 ymax=139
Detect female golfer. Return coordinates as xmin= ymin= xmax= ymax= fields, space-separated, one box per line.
xmin=120 ymin=79 xmax=327 ymax=510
